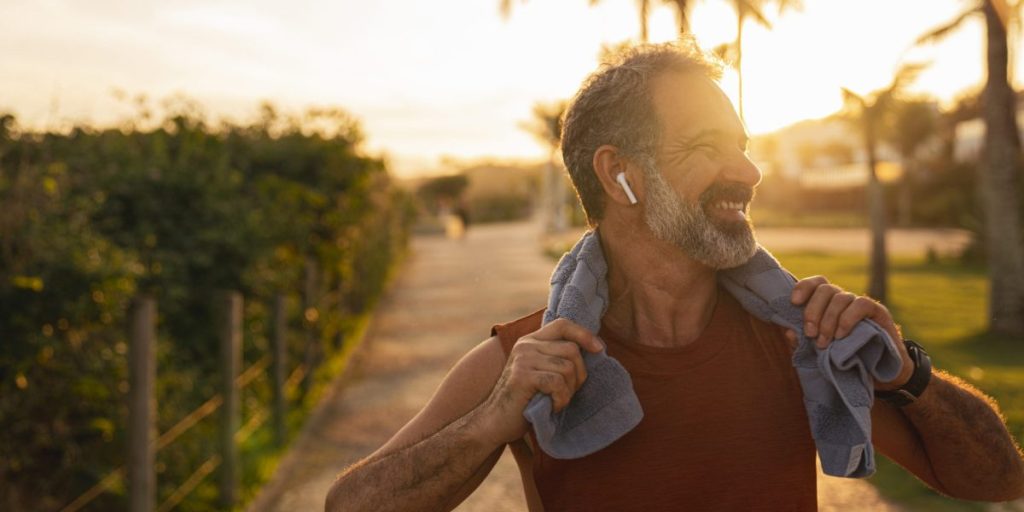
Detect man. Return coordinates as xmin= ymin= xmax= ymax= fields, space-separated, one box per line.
xmin=326 ymin=42 xmax=1024 ymax=511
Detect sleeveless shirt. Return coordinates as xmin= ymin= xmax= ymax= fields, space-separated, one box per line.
xmin=491 ymin=290 xmax=818 ymax=511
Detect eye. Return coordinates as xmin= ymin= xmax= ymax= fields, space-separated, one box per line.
xmin=695 ymin=142 xmax=720 ymax=155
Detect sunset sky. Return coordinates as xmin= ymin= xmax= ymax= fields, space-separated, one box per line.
xmin=0 ymin=0 xmax=1015 ymax=177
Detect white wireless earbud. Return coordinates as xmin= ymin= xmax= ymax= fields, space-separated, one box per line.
xmin=616 ymin=172 xmax=638 ymax=205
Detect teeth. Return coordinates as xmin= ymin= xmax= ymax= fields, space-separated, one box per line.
xmin=716 ymin=201 xmax=746 ymax=211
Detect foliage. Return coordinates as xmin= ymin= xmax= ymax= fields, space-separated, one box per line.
xmin=520 ymin=100 xmax=566 ymax=151
xmin=0 ymin=103 xmax=413 ymax=511
xmin=416 ymin=174 xmax=469 ymax=211
xmin=467 ymin=193 xmax=534 ymax=223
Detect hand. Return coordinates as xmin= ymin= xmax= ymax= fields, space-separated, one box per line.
xmin=788 ymin=276 xmax=913 ymax=391
xmin=476 ymin=318 xmax=603 ymax=445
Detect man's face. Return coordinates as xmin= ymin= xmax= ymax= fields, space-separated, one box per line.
xmin=641 ymin=71 xmax=762 ymax=269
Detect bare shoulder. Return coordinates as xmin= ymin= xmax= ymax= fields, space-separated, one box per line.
xmin=371 ymin=336 xmax=508 ymax=457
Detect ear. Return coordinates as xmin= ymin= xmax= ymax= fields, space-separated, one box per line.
xmin=593 ymin=144 xmax=642 ymax=207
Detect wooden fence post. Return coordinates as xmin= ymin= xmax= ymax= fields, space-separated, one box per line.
xmin=302 ymin=258 xmax=319 ymax=394
xmin=128 ymin=295 xmax=156 ymax=512
xmin=271 ymin=294 xmax=287 ymax=447
xmin=219 ymin=291 xmax=242 ymax=509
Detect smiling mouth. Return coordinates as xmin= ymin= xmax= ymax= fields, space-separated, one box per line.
xmin=712 ymin=200 xmax=748 ymax=213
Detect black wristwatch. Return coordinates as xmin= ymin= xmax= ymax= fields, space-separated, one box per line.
xmin=875 ymin=339 xmax=932 ymax=407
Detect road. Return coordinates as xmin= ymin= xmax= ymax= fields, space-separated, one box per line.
xmin=246 ymin=221 xmax=909 ymax=512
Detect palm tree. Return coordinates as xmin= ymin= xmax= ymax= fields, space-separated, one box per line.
xmin=499 ymin=0 xmax=693 ymax=41
xmin=522 ymin=100 xmax=569 ymax=233
xmin=886 ymin=98 xmax=938 ymax=227
xmin=839 ymin=64 xmax=924 ymax=302
xmin=918 ymin=0 xmax=1024 ymax=335
xmin=726 ymin=0 xmax=801 ymax=122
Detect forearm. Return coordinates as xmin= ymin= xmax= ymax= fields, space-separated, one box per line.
xmin=902 ymin=370 xmax=1024 ymax=501
xmin=325 ymin=408 xmax=501 ymax=512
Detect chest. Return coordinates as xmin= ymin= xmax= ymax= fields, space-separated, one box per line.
xmin=525 ymin=321 xmax=818 ymax=511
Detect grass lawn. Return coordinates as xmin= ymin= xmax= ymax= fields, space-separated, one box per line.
xmin=752 ymin=208 xmax=866 ymax=228
xmin=777 ymin=251 xmax=1024 ymax=511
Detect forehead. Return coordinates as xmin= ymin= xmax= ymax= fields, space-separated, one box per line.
xmin=649 ymin=71 xmax=744 ymax=140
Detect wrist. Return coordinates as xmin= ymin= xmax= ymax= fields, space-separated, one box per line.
xmin=876 ymin=354 xmax=914 ymax=391
xmin=875 ymin=339 xmax=932 ymax=407
xmin=465 ymin=402 xmax=517 ymax=449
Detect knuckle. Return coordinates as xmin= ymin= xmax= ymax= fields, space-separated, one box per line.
xmin=554 ymin=340 xmax=576 ymax=355
xmin=838 ymin=317 xmax=856 ymax=331
xmin=511 ymin=339 xmax=535 ymax=354
xmin=550 ymin=318 xmax=571 ymax=331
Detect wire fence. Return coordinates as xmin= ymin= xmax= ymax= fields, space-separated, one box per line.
xmin=59 ymin=289 xmax=319 ymax=512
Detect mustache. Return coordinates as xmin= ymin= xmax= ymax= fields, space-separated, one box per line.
xmin=700 ymin=182 xmax=755 ymax=206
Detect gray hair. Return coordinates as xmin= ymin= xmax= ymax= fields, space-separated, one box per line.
xmin=561 ymin=39 xmax=724 ymax=224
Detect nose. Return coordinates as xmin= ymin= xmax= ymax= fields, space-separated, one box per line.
xmin=722 ymin=150 xmax=762 ymax=188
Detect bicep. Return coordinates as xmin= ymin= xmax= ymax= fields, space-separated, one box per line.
xmin=371 ymin=336 xmax=508 ymax=458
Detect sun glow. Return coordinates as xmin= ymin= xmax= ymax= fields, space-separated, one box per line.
xmin=0 ymin=0 xmax=1010 ymax=177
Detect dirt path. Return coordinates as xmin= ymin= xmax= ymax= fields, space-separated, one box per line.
xmin=247 ymin=221 xmax=904 ymax=512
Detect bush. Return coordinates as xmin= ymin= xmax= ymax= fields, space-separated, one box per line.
xmin=0 ymin=104 xmax=413 ymax=511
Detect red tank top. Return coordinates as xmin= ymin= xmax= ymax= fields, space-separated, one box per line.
xmin=492 ymin=290 xmax=818 ymax=511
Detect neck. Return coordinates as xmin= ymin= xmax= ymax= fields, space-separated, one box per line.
xmin=597 ymin=213 xmax=719 ymax=348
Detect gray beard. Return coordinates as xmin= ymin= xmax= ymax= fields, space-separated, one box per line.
xmin=642 ymin=165 xmax=757 ymax=269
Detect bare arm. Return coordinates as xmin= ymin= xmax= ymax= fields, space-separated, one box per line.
xmin=325 ymin=319 xmax=601 ymax=512
xmin=792 ymin=277 xmax=1024 ymax=501
xmin=325 ymin=339 xmax=506 ymax=512
xmin=325 ymin=406 xmax=504 ymax=512
xmin=884 ymin=370 xmax=1024 ymax=501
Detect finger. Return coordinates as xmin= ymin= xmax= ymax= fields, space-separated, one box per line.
xmin=835 ymin=297 xmax=888 ymax=340
xmin=802 ymin=283 xmax=840 ymax=338
xmin=836 ymin=297 xmax=883 ymax=341
xmin=791 ymin=275 xmax=828 ymax=305
xmin=784 ymin=329 xmax=797 ymax=344
xmin=533 ymin=371 xmax=573 ymax=412
xmin=784 ymin=329 xmax=798 ymax=350
xmin=523 ymin=352 xmax=578 ymax=393
xmin=534 ymin=341 xmax=587 ymax=389
xmin=816 ymin=292 xmax=856 ymax=347
xmin=533 ymin=318 xmax=603 ymax=353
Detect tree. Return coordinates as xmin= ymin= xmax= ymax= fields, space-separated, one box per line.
xmin=503 ymin=0 xmax=798 ymax=123
xmin=522 ymin=100 xmax=569 ymax=232
xmin=839 ymin=64 xmax=924 ymax=302
xmin=918 ymin=0 xmax=1024 ymax=335
xmin=499 ymin=0 xmax=693 ymax=41
xmin=721 ymin=0 xmax=802 ymax=122
xmin=886 ymin=98 xmax=939 ymax=226
xmin=416 ymin=174 xmax=469 ymax=209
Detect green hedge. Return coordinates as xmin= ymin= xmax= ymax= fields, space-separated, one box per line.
xmin=0 ymin=106 xmax=414 ymax=511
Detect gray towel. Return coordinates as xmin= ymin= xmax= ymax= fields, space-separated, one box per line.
xmin=529 ymin=230 xmax=904 ymax=477
xmin=526 ymin=233 xmax=645 ymax=459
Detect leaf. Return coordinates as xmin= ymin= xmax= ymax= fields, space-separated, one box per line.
xmin=742 ymin=0 xmax=772 ymax=28
xmin=916 ymin=6 xmax=981 ymax=45
xmin=841 ymin=87 xmax=864 ymax=106
xmin=712 ymin=42 xmax=738 ymax=66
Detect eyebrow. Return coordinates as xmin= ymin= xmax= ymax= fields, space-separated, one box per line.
xmin=670 ymin=129 xmax=749 ymax=149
